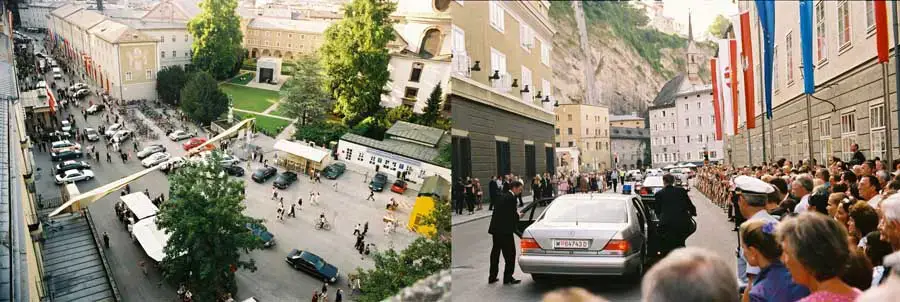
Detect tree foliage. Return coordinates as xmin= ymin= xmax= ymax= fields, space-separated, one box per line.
xmin=385 ymin=105 xmax=413 ymax=124
xmin=157 ymin=152 xmax=264 ymax=300
xmin=355 ymin=200 xmax=451 ymax=302
xmin=351 ymin=114 xmax=391 ymax=140
xmin=320 ymin=0 xmax=396 ymax=126
xmin=434 ymin=143 xmax=451 ymax=169
xmin=188 ymin=0 xmax=244 ymax=79
xmin=156 ymin=65 xmax=188 ymax=105
xmin=293 ymin=121 xmax=349 ymax=146
xmin=708 ymin=14 xmax=731 ymax=39
xmin=280 ymin=54 xmax=332 ymax=127
xmin=181 ymin=71 xmax=229 ymax=125
xmin=419 ymin=84 xmax=443 ymax=127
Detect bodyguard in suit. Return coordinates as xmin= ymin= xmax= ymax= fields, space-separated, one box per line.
xmin=488 ymin=176 xmax=499 ymax=211
xmin=488 ymin=180 xmax=524 ymax=285
xmin=653 ymin=173 xmax=698 ymax=257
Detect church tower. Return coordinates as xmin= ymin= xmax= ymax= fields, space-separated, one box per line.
xmin=685 ymin=10 xmax=702 ymax=84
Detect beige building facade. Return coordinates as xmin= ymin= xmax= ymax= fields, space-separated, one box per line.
xmin=450 ymin=0 xmax=557 ymax=197
xmin=610 ymin=113 xmax=646 ymax=129
xmin=243 ymin=17 xmax=330 ymax=60
xmin=555 ymin=104 xmax=612 ymax=171
xmin=728 ymin=1 xmax=899 ymax=166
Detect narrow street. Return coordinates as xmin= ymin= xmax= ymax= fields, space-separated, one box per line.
xmin=451 ymin=186 xmax=737 ymax=301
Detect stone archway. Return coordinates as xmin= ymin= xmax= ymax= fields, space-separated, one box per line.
xmin=261 ymin=49 xmax=271 ymax=57
xmin=251 ymin=48 xmax=259 ymax=58
xmin=274 ymin=50 xmax=282 ymax=58
xmin=285 ymin=51 xmax=294 ymax=60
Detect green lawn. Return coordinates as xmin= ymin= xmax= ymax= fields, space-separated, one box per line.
xmin=235 ymin=112 xmax=292 ymax=136
xmin=228 ymin=72 xmax=255 ymax=85
xmin=219 ymin=83 xmax=280 ymax=113
xmin=271 ymin=104 xmax=288 ymax=117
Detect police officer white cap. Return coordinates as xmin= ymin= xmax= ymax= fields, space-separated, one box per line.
xmin=733 ymin=175 xmax=774 ymax=195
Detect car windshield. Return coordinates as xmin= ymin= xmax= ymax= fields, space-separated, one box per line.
xmin=301 ymin=252 xmax=325 ymax=270
xmin=375 ymin=174 xmax=387 ymax=181
xmin=541 ymin=198 xmax=627 ymax=223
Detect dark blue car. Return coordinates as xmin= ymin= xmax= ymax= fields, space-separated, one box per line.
xmin=285 ymin=249 xmax=340 ymax=283
xmin=246 ymin=223 xmax=275 ymax=248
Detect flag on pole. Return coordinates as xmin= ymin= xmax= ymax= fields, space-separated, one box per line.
xmin=875 ymin=0 xmax=890 ymax=63
xmin=717 ymin=39 xmax=736 ymax=136
xmin=799 ymin=0 xmax=816 ymax=94
xmin=711 ymin=58 xmax=723 ymax=140
xmin=46 ymin=87 xmax=56 ymax=113
xmin=755 ymin=0 xmax=775 ymax=118
xmin=729 ymin=39 xmax=740 ymax=134
xmin=739 ymin=11 xmax=757 ymax=129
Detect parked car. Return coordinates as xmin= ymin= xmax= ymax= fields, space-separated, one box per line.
xmin=273 ymin=172 xmax=298 ymax=189
xmin=49 ymin=131 xmax=71 ymax=141
xmin=85 ymin=128 xmax=100 ymax=141
xmin=73 ymin=88 xmax=90 ymax=99
xmin=182 ymin=137 xmax=209 ymax=151
xmin=51 ymin=140 xmax=80 ymax=153
xmin=369 ymin=172 xmax=388 ymax=192
xmin=284 ymin=249 xmax=339 ymax=283
xmin=105 ymin=123 xmax=123 ymax=137
xmin=111 ymin=130 xmax=133 ymax=143
xmin=223 ymin=164 xmax=245 ymax=177
xmin=252 ymin=166 xmax=278 ymax=183
xmin=51 ymin=148 xmax=83 ymax=162
xmin=517 ymin=193 xmax=651 ymax=282
xmin=136 ymin=144 xmax=166 ymax=159
xmin=52 ymin=71 xmax=62 ymax=79
xmin=322 ymin=162 xmax=346 ymax=179
xmin=390 ymin=179 xmax=408 ymax=194
xmin=60 ymin=120 xmax=72 ymax=132
xmin=246 ymin=223 xmax=275 ymax=248
xmin=55 ymin=169 xmax=95 ymax=184
xmin=141 ymin=152 xmax=172 ymax=168
xmin=160 ymin=157 xmax=186 ymax=173
xmin=86 ymin=104 xmax=105 ymax=114
xmin=55 ymin=160 xmax=90 ymax=175
xmin=68 ymin=83 xmax=87 ymax=92
xmin=168 ymin=130 xmax=193 ymax=141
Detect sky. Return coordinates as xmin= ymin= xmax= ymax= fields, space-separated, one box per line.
xmin=654 ymin=0 xmax=740 ymax=39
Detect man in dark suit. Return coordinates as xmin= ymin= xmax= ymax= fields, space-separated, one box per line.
xmin=850 ymin=143 xmax=866 ymax=166
xmin=488 ymin=176 xmax=499 ymax=211
xmin=488 ymin=180 xmax=524 ymax=285
xmin=653 ymin=173 xmax=697 ymax=257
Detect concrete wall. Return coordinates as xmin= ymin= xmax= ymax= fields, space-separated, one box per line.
xmin=611 ymin=138 xmax=647 ymax=169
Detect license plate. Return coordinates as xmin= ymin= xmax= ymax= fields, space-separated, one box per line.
xmin=552 ymin=239 xmax=589 ymax=249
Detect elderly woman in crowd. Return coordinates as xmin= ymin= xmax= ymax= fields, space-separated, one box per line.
xmin=739 ymin=219 xmax=809 ymax=302
xmin=777 ymin=212 xmax=861 ymax=301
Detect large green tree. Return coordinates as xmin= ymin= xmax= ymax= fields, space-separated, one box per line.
xmin=280 ymin=54 xmax=331 ymax=127
xmin=156 ymin=65 xmax=188 ymax=105
xmin=320 ymin=0 xmax=396 ymax=126
xmin=157 ymin=152 xmax=265 ymax=300
xmin=355 ymin=200 xmax=451 ymax=302
xmin=708 ymin=14 xmax=731 ymax=39
xmin=181 ymin=71 xmax=229 ymax=125
xmin=419 ymin=84 xmax=443 ymax=127
xmin=188 ymin=0 xmax=243 ymax=79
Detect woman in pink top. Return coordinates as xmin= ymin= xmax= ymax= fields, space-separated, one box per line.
xmin=776 ymin=212 xmax=861 ymax=302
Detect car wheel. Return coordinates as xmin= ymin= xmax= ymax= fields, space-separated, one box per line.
xmin=531 ymin=273 xmax=551 ymax=283
xmin=86 ymin=176 xmax=92 ymax=181
xmin=627 ymin=247 xmax=646 ymax=282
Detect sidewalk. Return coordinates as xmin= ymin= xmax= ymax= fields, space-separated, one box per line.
xmin=451 ymin=194 xmax=535 ymax=226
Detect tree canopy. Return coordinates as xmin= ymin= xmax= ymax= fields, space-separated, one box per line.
xmin=157 ymin=152 xmax=265 ymax=300
xmin=180 ymin=71 xmax=229 ymax=125
xmin=354 ymin=200 xmax=451 ymax=302
xmin=708 ymin=14 xmax=731 ymax=39
xmin=320 ymin=0 xmax=396 ymax=126
xmin=156 ymin=65 xmax=188 ymax=105
xmin=418 ymin=84 xmax=444 ymax=128
xmin=188 ymin=0 xmax=244 ymax=79
xmin=280 ymin=54 xmax=331 ymax=127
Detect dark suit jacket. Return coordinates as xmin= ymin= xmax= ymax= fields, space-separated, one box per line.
xmin=851 ymin=151 xmax=866 ymax=166
xmin=489 ymin=180 xmax=499 ymax=199
xmin=653 ymin=185 xmax=697 ymax=230
xmin=488 ymin=191 xmax=519 ymax=235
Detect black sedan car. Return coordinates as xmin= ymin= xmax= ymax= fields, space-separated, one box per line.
xmin=323 ymin=162 xmax=346 ymax=179
xmin=246 ymin=223 xmax=275 ymax=248
xmin=273 ymin=172 xmax=298 ymax=189
xmin=251 ymin=166 xmax=278 ymax=183
xmin=369 ymin=172 xmax=388 ymax=192
xmin=223 ymin=164 xmax=245 ymax=177
xmin=51 ymin=149 xmax=83 ymax=162
xmin=285 ymin=249 xmax=339 ymax=283
xmin=55 ymin=160 xmax=91 ymax=175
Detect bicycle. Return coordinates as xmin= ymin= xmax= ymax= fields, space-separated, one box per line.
xmin=315 ymin=220 xmax=331 ymax=231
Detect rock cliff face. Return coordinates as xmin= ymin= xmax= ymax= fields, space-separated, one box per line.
xmin=550 ymin=1 xmax=716 ymax=116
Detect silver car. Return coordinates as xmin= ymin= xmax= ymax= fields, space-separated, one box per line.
xmin=136 ymin=144 xmax=166 ymax=159
xmin=518 ymin=193 xmax=650 ymax=282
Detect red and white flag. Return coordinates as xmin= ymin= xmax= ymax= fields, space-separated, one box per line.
xmin=711 ymin=58 xmax=723 ymax=140
xmin=716 ymin=39 xmax=737 ymax=135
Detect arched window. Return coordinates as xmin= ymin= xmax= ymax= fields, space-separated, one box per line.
xmin=434 ymin=0 xmax=450 ymax=11
xmin=419 ymin=29 xmax=442 ymax=59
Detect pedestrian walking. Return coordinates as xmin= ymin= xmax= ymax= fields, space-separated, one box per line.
xmin=363 ymin=221 xmax=369 ymax=236
xmin=488 ymin=180 xmax=524 ymax=285
xmin=106 ymin=152 xmax=112 ymax=163
xmin=280 ymin=197 xmax=284 ymax=204
xmin=102 ymin=231 xmax=110 ymax=248
xmin=364 ymin=172 xmax=368 ymax=183
xmin=353 ymin=224 xmax=361 ymax=236
xmin=366 ymin=189 xmax=375 ymax=201
xmin=311 ymin=290 xmax=319 ymax=302
xmin=297 ymin=197 xmax=303 ymax=210
xmin=288 ymin=204 xmax=296 ymax=217
xmin=272 ymin=187 xmax=278 ymax=200
xmin=333 ymin=181 xmax=338 ymax=191
xmin=355 ymin=234 xmax=363 ymax=249
xmin=335 ymin=289 xmax=343 ymax=302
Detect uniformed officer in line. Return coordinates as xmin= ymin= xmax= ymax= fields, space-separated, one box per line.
xmin=731 ymin=175 xmax=779 ymax=296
